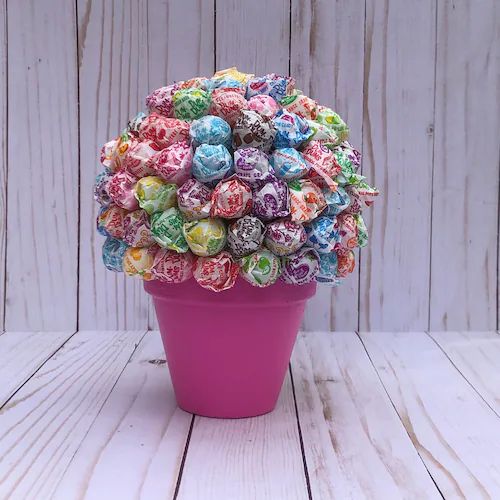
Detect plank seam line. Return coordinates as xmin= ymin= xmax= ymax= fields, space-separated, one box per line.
xmin=0 ymin=330 xmax=79 ymax=411
xmin=425 ymin=331 xmax=500 ymax=419
xmin=173 ymin=413 xmax=195 ymax=500
xmin=213 ymin=0 xmax=217 ymax=72
xmin=2 ymin=0 xmax=8 ymax=332
xmin=496 ymin=140 xmax=500 ymax=331
xmin=287 ymin=0 xmax=291 ymax=78
xmin=354 ymin=331 xmax=445 ymax=499
xmin=51 ymin=329 xmax=149 ymax=495
xmin=289 ymin=363 xmax=313 ymax=500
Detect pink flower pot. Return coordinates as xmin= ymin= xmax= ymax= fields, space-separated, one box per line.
xmin=144 ymin=278 xmax=317 ymax=418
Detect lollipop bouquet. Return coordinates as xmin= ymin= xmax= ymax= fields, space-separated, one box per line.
xmin=95 ymin=67 xmax=378 ymax=417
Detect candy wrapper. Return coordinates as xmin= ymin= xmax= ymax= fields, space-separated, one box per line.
xmin=336 ymin=248 xmax=355 ymax=278
xmin=134 ymin=176 xmax=177 ymax=215
xmin=123 ymin=246 xmax=157 ymax=280
xmin=316 ymin=253 xmax=341 ymax=286
xmin=234 ymin=147 xmax=274 ymax=186
xmin=252 ymin=179 xmax=290 ymax=220
xmin=240 ymin=249 xmax=281 ymax=287
xmin=177 ymin=178 xmax=212 ymax=220
xmin=139 ymin=113 xmax=190 ymax=148
xmin=354 ymin=213 xmax=368 ymax=247
xmin=323 ymin=186 xmax=350 ymax=216
xmin=127 ymin=112 xmax=146 ymax=136
xmin=209 ymin=89 xmax=248 ymax=127
xmin=280 ymin=93 xmax=318 ymax=120
xmin=146 ymin=83 xmax=180 ymax=117
xmin=97 ymin=204 xmax=126 ymax=239
xmin=102 ymin=237 xmax=128 ymax=272
xmin=304 ymin=216 xmax=340 ymax=253
xmin=94 ymin=171 xmax=113 ymax=206
xmin=247 ymin=95 xmax=280 ymax=119
xmin=178 ymin=77 xmax=211 ymax=90
xmin=106 ymin=171 xmax=139 ymax=211
xmin=264 ymin=219 xmax=306 ymax=256
xmin=272 ymin=110 xmax=312 ymax=149
xmin=333 ymin=142 xmax=362 ymax=185
xmin=346 ymin=182 xmax=379 ymax=211
xmin=316 ymin=106 xmax=349 ymax=142
xmin=173 ymin=88 xmax=211 ymax=120
xmin=233 ymin=110 xmax=276 ymax=152
xmin=151 ymin=249 xmax=194 ymax=283
xmin=246 ymin=73 xmax=295 ymax=102
xmin=227 ymin=215 xmax=265 ymax=258
xmin=269 ymin=148 xmax=309 ymax=181
xmin=189 ymin=115 xmax=232 ymax=147
xmin=281 ymin=247 xmax=320 ymax=285
xmin=122 ymin=140 xmax=161 ymax=178
xmin=302 ymin=140 xmax=339 ymax=190
xmin=100 ymin=132 xmax=135 ymax=172
xmin=209 ymin=77 xmax=246 ymax=95
xmin=123 ymin=210 xmax=155 ymax=247
xmin=213 ymin=67 xmax=254 ymax=84
xmin=211 ymin=176 xmax=252 ymax=219
xmin=182 ymin=218 xmax=227 ymax=257
xmin=151 ymin=207 xmax=188 ymax=253
xmin=337 ymin=213 xmax=358 ymax=249
xmin=288 ymin=179 xmax=326 ymax=222
xmin=148 ymin=140 xmax=193 ymax=185
xmin=193 ymin=251 xmax=239 ymax=292
xmin=306 ymin=120 xmax=340 ymax=147
xmin=192 ymin=144 xmax=233 ymax=184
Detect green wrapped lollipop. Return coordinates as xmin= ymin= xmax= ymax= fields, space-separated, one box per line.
xmin=135 ymin=176 xmax=177 ymax=215
xmin=240 ymin=249 xmax=281 ymax=287
xmin=316 ymin=106 xmax=349 ymax=143
xmin=173 ymin=88 xmax=211 ymax=121
xmin=182 ymin=218 xmax=227 ymax=257
xmin=151 ymin=207 xmax=188 ymax=253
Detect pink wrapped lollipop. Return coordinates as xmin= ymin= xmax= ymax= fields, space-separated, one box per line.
xmin=106 ymin=170 xmax=139 ymax=211
xmin=209 ymin=88 xmax=248 ymax=127
xmin=97 ymin=204 xmax=127 ymax=239
xmin=151 ymin=249 xmax=194 ymax=283
xmin=139 ymin=113 xmax=190 ymax=148
xmin=302 ymin=140 xmax=340 ymax=191
xmin=122 ymin=140 xmax=160 ymax=178
xmin=193 ymin=251 xmax=240 ymax=292
xmin=211 ymin=176 xmax=253 ymax=219
xmin=146 ymin=83 xmax=180 ymax=117
xmin=247 ymin=95 xmax=280 ymax=119
xmin=148 ymin=140 xmax=193 ymax=185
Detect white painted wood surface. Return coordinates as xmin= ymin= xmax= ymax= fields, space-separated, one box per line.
xmin=291 ymin=332 xmax=440 ymax=499
xmin=1 ymin=1 xmax=499 ymax=331
xmin=360 ymin=330 xmax=500 ymax=498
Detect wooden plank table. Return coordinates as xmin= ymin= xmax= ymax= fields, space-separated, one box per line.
xmin=0 ymin=330 xmax=499 ymax=499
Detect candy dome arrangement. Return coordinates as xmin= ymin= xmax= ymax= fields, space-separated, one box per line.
xmin=95 ymin=67 xmax=378 ymax=292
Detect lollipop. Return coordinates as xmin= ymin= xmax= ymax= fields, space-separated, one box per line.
xmin=264 ymin=219 xmax=306 ymax=256
xmin=173 ymin=88 xmax=211 ymax=120
xmin=316 ymin=253 xmax=341 ymax=286
xmin=122 ymin=140 xmax=160 ymax=178
xmin=233 ymin=148 xmax=274 ymax=186
xmin=182 ymin=218 xmax=227 ymax=257
xmin=93 ymin=171 xmax=113 ymax=206
xmin=123 ymin=246 xmax=157 ymax=280
xmin=316 ymin=106 xmax=349 ymax=142
xmin=247 ymin=95 xmax=280 ymax=119
xmin=269 ymin=148 xmax=309 ymax=181
xmin=209 ymin=89 xmax=248 ymax=127
xmin=252 ymin=179 xmax=290 ymax=220
xmin=337 ymin=213 xmax=358 ymax=249
xmin=192 ymin=144 xmax=233 ymax=184
xmin=177 ymin=178 xmax=212 ymax=220
xmin=123 ymin=210 xmax=155 ymax=247
xmin=227 ymin=215 xmax=266 ymax=258
xmin=281 ymin=247 xmax=320 ymax=285
xmin=151 ymin=249 xmax=194 ymax=283
xmin=302 ymin=140 xmax=339 ymax=191
xmin=138 ymin=113 xmax=190 ymax=148
xmin=101 ymin=132 xmax=136 ymax=172
xmin=272 ymin=110 xmax=313 ymax=149
xmin=150 ymin=207 xmax=188 ymax=253
xmin=323 ymin=186 xmax=351 ymax=216
xmin=304 ymin=216 xmax=340 ymax=253
xmin=193 ymin=251 xmax=240 ymax=292
xmin=233 ymin=110 xmax=276 ymax=152
xmin=102 ymin=237 xmax=128 ymax=272
xmin=336 ymin=248 xmax=356 ymax=277
xmin=246 ymin=73 xmax=294 ymax=101
xmin=148 ymin=140 xmax=193 ymax=186
xmin=211 ymin=176 xmax=253 ymax=219
xmin=106 ymin=170 xmax=139 ymax=211
xmin=288 ymin=179 xmax=326 ymax=222
xmin=280 ymin=93 xmax=318 ymax=120
xmin=97 ymin=204 xmax=127 ymax=239
xmin=189 ymin=115 xmax=232 ymax=147
xmin=240 ymin=249 xmax=281 ymax=287
xmin=146 ymin=83 xmax=180 ymax=117
xmin=134 ymin=176 xmax=177 ymax=215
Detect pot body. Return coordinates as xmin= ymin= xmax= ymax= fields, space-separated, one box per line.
xmin=144 ymin=278 xmax=316 ymax=418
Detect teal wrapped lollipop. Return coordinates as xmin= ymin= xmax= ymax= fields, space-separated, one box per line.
xmin=189 ymin=115 xmax=232 ymax=147
xmin=102 ymin=236 xmax=128 ymax=272
xmin=192 ymin=144 xmax=233 ymax=184
xmin=317 ymin=252 xmax=342 ymax=286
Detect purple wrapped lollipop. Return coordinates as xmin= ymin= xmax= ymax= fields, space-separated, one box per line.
xmin=264 ymin=219 xmax=306 ymax=256
xmin=177 ymin=178 xmax=212 ymax=220
xmin=281 ymin=247 xmax=320 ymax=285
xmin=234 ymin=147 xmax=274 ymax=186
xmin=252 ymin=179 xmax=290 ymax=220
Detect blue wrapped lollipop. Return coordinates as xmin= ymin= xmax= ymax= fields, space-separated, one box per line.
xmin=270 ymin=148 xmax=309 ymax=181
xmin=305 ymin=216 xmax=341 ymax=253
xmin=192 ymin=144 xmax=233 ymax=184
xmin=102 ymin=236 xmax=129 ymax=272
xmin=317 ymin=252 xmax=342 ymax=286
xmin=272 ymin=110 xmax=313 ymax=149
xmin=323 ymin=186 xmax=351 ymax=216
xmin=189 ymin=115 xmax=232 ymax=148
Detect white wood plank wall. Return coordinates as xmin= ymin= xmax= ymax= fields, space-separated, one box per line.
xmin=0 ymin=0 xmax=498 ymax=332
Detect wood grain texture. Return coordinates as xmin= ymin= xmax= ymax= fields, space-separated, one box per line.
xmin=176 ymin=372 xmax=308 ymax=499
xmin=6 ymin=0 xmax=79 ymax=330
xmin=291 ymin=332 xmax=440 ymax=499
xmin=429 ymin=331 xmax=500 ymax=416
xmin=53 ymin=331 xmax=192 ymax=500
xmin=360 ymin=330 xmax=500 ymax=498
xmin=0 ymin=0 xmax=6 ymax=332
xmin=0 ymin=329 xmax=146 ymax=500
xmin=430 ymin=1 xmax=500 ymax=330
xmin=291 ymin=0 xmax=365 ymax=331
xmin=359 ymin=0 xmax=436 ymax=331
xmin=215 ymin=0 xmax=290 ymax=75
xmin=0 ymin=330 xmax=74 ymax=407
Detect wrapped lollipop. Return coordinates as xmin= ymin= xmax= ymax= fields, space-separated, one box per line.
xmin=316 ymin=106 xmax=349 ymax=142
xmin=316 ymin=253 xmax=341 ymax=286
xmin=148 ymin=140 xmax=193 ymax=186
xmin=336 ymin=248 xmax=356 ymax=278
xmin=193 ymin=251 xmax=240 ymax=292
xmin=354 ymin=213 xmax=368 ymax=248
xmin=123 ymin=210 xmax=155 ymax=247
xmin=280 ymin=93 xmax=318 ymax=120
xmin=173 ymin=88 xmax=211 ymax=120
xmin=151 ymin=207 xmax=188 ymax=253
xmin=146 ymin=83 xmax=180 ymax=117
xmin=177 ymin=178 xmax=212 ymax=220
xmin=233 ymin=110 xmax=276 ymax=152
xmin=209 ymin=77 xmax=246 ymax=95
xmin=189 ymin=115 xmax=232 ymax=147
xmin=252 ymin=179 xmax=290 ymax=220
xmin=127 ymin=112 xmax=146 ymax=136
xmin=192 ymin=144 xmax=233 ymax=184
xmin=304 ymin=216 xmax=340 ymax=253
xmin=323 ymin=186 xmax=351 ymax=216
xmin=151 ymin=249 xmax=194 ymax=283
xmin=123 ymin=246 xmax=158 ymax=280
xmin=306 ymin=120 xmax=340 ymax=148
xmin=302 ymin=140 xmax=339 ymax=191
xmin=106 ymin=170 xmax=139 ymax=211
xmin=122 ymin=140 xmax=161 ymax=178
xmin=333 ymin=143 xmax=362 ymax=185
xmin=227 ymin=215 xmax=266 ymax=258
xmin=102 ymin=237 xmax=128 ymax=272
xmin=337 ymin=213 xmax=358 ymax=249
xmin=288 ymin=179 xmax=326 ymax=222
xmin=213 ymin=66 xmax=254 ymax=84
xmin=209 ymin=89 xmax=248 ymax=127
xmin=240 ymin=249 xmax=281 ymax=287
xmin=246 ymin=73 xmax=294 ymax=101
xmin=100 ymin=132 xmax=136 ymax=172
xmin=281 ymin=247 xmax=320 ymax=285
xmin=97 ymin=204 xmax=127 ymax=239
xmin=247 ymin=95 xmax=280 ymax=119
xmin=269 ymin=148 xmax=309 ymax=181
xmin=234 ymin=148 xmax=274 ymax=186
xmin=139 ymin=113 xmax=190 ymax=148
xmin=272 ymin=110 xmax=313 ymax=149
xmin=211 ymin=176 xmax=253 ymax=219
xmin=182 ymin=218 xmax=227 ymax=256
xmin=134 ymin=176 xmax=177 ymax=215
xmin=346 ymin=181 xmax=379 ymax=210
xmin=93 ymin=171 xmax=113 ymax=206
xmin=264 ymin=219 xmax=306 ymax=256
